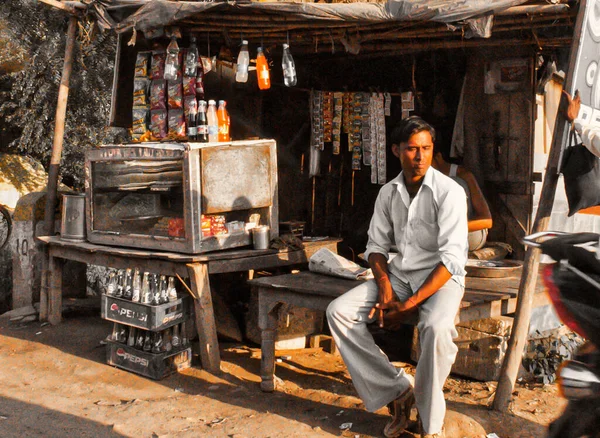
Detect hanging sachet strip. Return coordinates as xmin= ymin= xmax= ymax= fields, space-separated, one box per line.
xmin=323 ymin=91 xmax=333 ymax=143
xmin=369 ymin=94 xmax=378 ymax=183
xmin=333 ymin=92 xmax=343 ymax=155
xmin=343 ymin=92 xmax=352 ymax=135
xmin=376 ymin=93 xmax=387 ymax=184
xmin=310 ymin=90 xmax=324 ymax=151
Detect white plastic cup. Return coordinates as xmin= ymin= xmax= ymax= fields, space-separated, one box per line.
xmin=252 ymin=226 xmax=270 ymax=250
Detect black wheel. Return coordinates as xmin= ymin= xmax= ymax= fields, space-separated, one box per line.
xmin=0 ymin=205 xmax=12 ymax=251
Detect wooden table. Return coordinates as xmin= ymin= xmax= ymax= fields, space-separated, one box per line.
xmin=249 ymin=270 xmax=550 ymax=392
xmin=38 ymin=236 xmax=339 ymax=373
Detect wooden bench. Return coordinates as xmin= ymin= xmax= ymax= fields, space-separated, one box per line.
xmin=248 ymin=270 xmax=550 ymax=392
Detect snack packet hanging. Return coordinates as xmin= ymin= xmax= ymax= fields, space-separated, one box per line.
xmin=168 ymin=109 xmax=186 ymax=139
xmin=132 ymin=78 xmax=150 ymax=106
xmin=134 ymin=52 xmax=150 ymax=78
xmin=132 ymin=106 xmax=149 ymax=135
xmin=183 ymin=76 xmax=196 ymax=97
xmin=168 ymin=80 xmax=183 ymax=109
xmin=150 ymin=109 xmax=167 ymax=139
xmin=150 ymin=50 xmax=166 ymax=80
xmin=150 ymin=80 xmax=167 ymax=110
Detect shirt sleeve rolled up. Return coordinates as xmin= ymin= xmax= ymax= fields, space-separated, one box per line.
xmin=436 ymin=187 xmax=469 ymax=277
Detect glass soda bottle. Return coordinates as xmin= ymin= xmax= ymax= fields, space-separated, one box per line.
xmin=164 ymin=35 xmax=180 ymax=81
xmin=123 ymin=268 xmax=133 ymax=300
xmin=151 ymin=274 xmax=161 ymax=306
xmin=131 ymin=268 xmax=141 ymax=302
xmin=282 ymin=43 xmax=297 ymax=87
xmin=172 ymin=324 xmax=181 ymax=348
xmin=115 ymin=269 xmax=124 ymax=298
xmin=207 ymin=100 xmax=219 ymax=142
xmin=184 ymin=36 xmax=198 ymax=78
xmin=159 ymin=275 xmax=169 ymax=304
xmin=167 ymin=276 xmax=178 ymax=302
xmin=197 ymin=100 xmax=209 ymax=143
xmin=106 ymin=271 xmax=117 ymax=296
xmin=141 ymin=272 xmax=151 ymax=304
xmin=217 ymin=100 xmax=230 ymax=142
xmin=256 ymin=47 xmax=271 ymax=90
xmin=236 ymin=40 xmax=250 ymax=83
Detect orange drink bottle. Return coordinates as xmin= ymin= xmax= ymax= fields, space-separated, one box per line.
xmin=217 ymin=100 xmax=230 ymax=142
xmin=256 ymin=47 xmax=271 ymax=90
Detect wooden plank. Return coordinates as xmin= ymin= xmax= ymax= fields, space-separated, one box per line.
xmin=187 ymin=263 xmax=220 ymax=373
xmin=249 ymin=272 xmax=360 ymax=297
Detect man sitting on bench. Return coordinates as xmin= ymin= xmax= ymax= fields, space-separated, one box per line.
xmin=326 ymin=116 xmax=469 ymax=438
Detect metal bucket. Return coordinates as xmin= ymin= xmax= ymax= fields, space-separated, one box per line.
xmin=61 ymin=193 xmax=86 ymax=242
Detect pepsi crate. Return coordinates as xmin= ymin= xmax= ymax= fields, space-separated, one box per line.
xmin=106 ymin=340 xmax=192 ymax=380
xmin=101 ymin=294 xmax=189 ymax=331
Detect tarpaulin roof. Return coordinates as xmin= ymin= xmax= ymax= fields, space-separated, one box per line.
xmin=111 ymin=0 xmax=529 ymax=34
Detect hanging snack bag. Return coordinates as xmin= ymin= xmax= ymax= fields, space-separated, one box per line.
xmin=150 ymin=109 xmax=168 ymax=139
xmin=134 ymin=51 xmax=150 ymax=78
xmin=150 ymin=50 xmax=166 ymax=80
xmin=196 ymin=64 xmax=205 ymax=100
xmin=133 ymin=78 xmax=150 ymax=106
xmin=132 ymin=106 xmax=149 ymax=135
xmin=168 ymin=80 xmax=183 ymax=109
xmin=183 ymin=76 xmax=196 ymax=97
xmin=168 ymin=109 xmax=186 ymax=139
xmin=150 ymin=79 xmax=167 ymax=110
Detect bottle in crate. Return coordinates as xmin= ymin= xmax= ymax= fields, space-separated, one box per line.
xmin=132 ymin=268 xmax=141 ymax=303
xmin=135 ymin=329 xmax=145 ymax=350
xmin=167 ymin=276 xmax=178 ymax=302
xmin=141 ymin=272 xmax=151 ymax=304
xmin=115 ymin=269 xmax=125 ymax=298
xmin=143 ymin=331 xmax=152 ymax=352
xmin=123 ymin=268 xmax=133 ymax=300
xmin=159 ymin=275 xmax=169 ymax=304
xmin=127 ymin=327 xmax=136 ymax=347
xmin=106 ymin=271 xmax=117 ymax=296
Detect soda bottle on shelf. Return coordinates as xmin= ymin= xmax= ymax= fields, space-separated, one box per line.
xmin=172 ymin=324 xmax=181 ymax=348
xmin=123 ymin=268 xmax=133 ymax=300
xmin=115 ymin=270 xmax=125 ymax=298
xmin=197 ymin=100 xmax=209 ymax=143
xmin=159 ymin=275 xmax=169 ymax=304
xmin=141 ymin=272 xmax=151 ymax=304
xmin=217 ymin=100 xmax=230 ymax=142
xmin=184 ymin=36 xmax=198 ymax=78
xmin=207 ymin=100 xmax=219 ymax=142
xmin=282 ymin=43 xmax=297 ymax=87
xmin=235 ymin=40 xmax=250 ymax=83
xmin=256 ymin=47 xmax=271 ymax=90
xmin=135 ymin=328 xmax=145 ymax=350
xmin=164 ymin=35 xmax=180 ymax=81
xmin=167 ymin=276 xmax=178 ymax=302
xmin=127 ymin=326 xmax=136 ymax=347
xmin=131 ymin=268 xmax=141 ymax=303
xmin=151 ymin=331 xmax=163 ymax=354
xmin=143 ymin=331 xmax=152 ymax=352
xmin=106 ymin=271 xmax=117 ymax=296
xmin=186 ymin=99 xmax=198 ymax=141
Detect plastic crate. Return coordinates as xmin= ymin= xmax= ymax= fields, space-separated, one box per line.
xmin=101 ymin=294 xmax=189 ymax=331
xmin=106 ymin=340 xmax=191 ymax=380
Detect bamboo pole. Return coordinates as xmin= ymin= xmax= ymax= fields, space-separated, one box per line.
xmin=492 ymin=0 xmax=586 ymax=412
xmin=43 ymin=15 xmax=78 ymax=235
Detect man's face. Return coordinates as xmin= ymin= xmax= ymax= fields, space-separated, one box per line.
xmin=392 ymin=130 xmax=434 ymax=182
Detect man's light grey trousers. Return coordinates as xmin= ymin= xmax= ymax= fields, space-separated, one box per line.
xmin=326 ymin=272 xmax=464 ymax=434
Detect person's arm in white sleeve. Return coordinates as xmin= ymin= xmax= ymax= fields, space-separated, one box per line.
xmin=564 ymin=90 xmax=600 ymax=158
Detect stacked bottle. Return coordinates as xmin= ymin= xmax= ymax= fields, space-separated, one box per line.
xmin=106 ymin=269 xmax=179 ymax=305
xmin=109 ymin=321 xmax=190 ymax=354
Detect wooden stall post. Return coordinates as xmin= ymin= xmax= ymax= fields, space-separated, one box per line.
xmin=40 ymin=15 xmax=78 ymax=322
xmin=492 ymin=0 xmax=587 ymax=411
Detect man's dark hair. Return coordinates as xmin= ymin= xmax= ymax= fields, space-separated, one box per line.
xmin=389 ymin=116 xmax=436 ymax=146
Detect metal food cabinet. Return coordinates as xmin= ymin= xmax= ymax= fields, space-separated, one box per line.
xmin=85 ymin=139 xmax=278 ymax=253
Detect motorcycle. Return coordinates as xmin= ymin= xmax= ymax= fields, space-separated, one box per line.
xmin=523 ymin=231 xmax=600 ymax=438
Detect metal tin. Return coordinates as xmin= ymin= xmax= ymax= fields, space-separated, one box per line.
xmin=61 ymin=193 xmax=86 ymax=242
xmin=252 ymin=226 xmax=270 ymax=250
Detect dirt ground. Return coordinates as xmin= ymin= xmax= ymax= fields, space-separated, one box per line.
xmin=0 ymin=312 xmax=565 ymax=438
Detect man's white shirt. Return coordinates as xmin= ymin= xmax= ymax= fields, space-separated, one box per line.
xmin=363 ymin=167 xmax=469 ymax=290
xmin=574 ymin=119 xmax=600 ymax=158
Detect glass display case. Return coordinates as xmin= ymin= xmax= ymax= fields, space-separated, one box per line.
xmin=85 ymin=139 xmax=278 ymax=253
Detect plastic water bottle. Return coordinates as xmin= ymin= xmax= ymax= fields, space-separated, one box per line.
xmin=236 ymin=40 xmax=249 ymax=83
xmin=282 ymin=44 xmax=297 ymax=87
xmin=164 ymin=36 xmax=180 ymax=81
xmin=184 ymin=36 xmax=198 ymax=78
xmin=207 ymin=100 xmax=219 ymax=142
xmin=256 ymin=47 xmax=271 ymax=90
